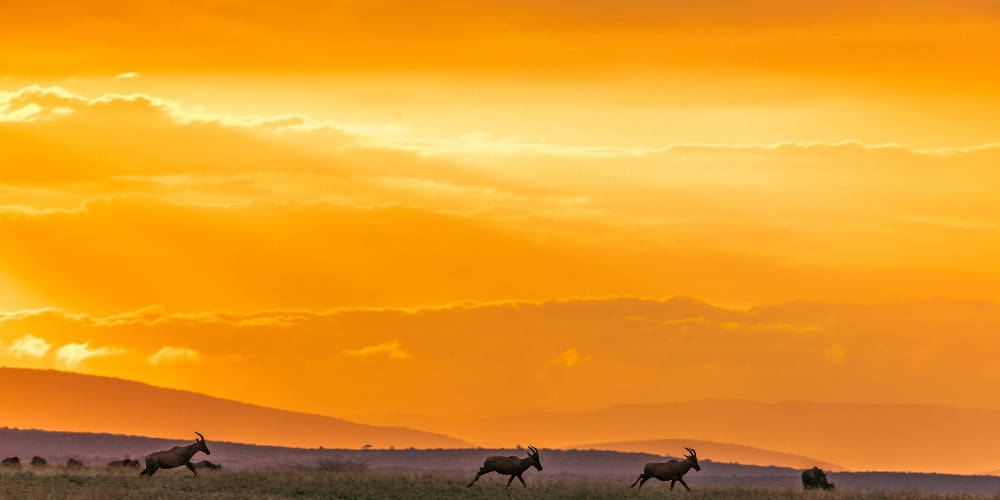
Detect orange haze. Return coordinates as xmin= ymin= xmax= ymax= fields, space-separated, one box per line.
xmin=2 ymin=0 xmax=999 ymax=472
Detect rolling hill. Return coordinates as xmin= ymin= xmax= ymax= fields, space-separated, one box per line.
xmin=568 ymin=438 xmax=841 ymax=471
xmin=9 ymin=367 xmax=1000 ymax=474
xmin=0 ymin=367 xmax=465 ymax=449
xmin=355 ymin=400 xmax=1000 ymax=473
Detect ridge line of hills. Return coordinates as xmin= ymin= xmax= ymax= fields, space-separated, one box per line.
xmin=8 ymin=367 xmax=1000 ymax=474
xmin=0 ymin=367 xmax=466 ymax=449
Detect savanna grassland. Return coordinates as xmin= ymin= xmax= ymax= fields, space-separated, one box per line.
xmin=2 ymin=469 xmax=999 ymax=500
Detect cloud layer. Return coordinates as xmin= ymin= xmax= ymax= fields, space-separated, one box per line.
xmin=4 ymin=0 xmax=999 ymax=93
xmin=2 ymin=85 xmax=1000 ymax=313
xmin=2 ymin=297 xmax=1000 ymax=419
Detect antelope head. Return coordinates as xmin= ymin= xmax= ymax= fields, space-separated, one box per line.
xmin=527 ymin=446 xmax=542 ymax=471
xmin=684 ymin=447 xmax=700 ymax=471
xmin=195 ymin=432 xmax=211 ymax=455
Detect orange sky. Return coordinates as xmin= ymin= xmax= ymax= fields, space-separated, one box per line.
xmin=2 ymin=0 xmax=1000 ymax=465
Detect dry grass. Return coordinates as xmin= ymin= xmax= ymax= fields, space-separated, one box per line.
xmin=315 ymin=459 xmax=368 ymax=473
xmin=1 ymin=468 xmax=999 ymax=499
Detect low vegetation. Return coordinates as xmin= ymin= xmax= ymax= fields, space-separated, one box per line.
xmin=315 ymin=459 xmax=368 ymax=473
xmin=1 ymin=468 xmax=998 ymax=500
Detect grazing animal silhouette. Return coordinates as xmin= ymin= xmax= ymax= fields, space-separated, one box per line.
xmin=1 ymin=457 xmax=20 ymax=468
xmin=631 ymin=447 xmax=701 ymax=492
xmin=66 ymin=458 xmax=84 ymax=468
xmin=802 ymin=466 xmax=835 ymax=490
xmin=30 ymin=456 xmax=47 ymax=467
xmin=108 ymin=457 xmax=141 ymax=468
xmin=467 ymin=446 xmax=543 ymax=489
xmin=140 ymin=432 xmax=211 ymax=477
xmin=193 ymin=460 xmax=222 ymax=470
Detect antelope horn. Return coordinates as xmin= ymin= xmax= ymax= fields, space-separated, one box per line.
xmin=528 ymin=446 xmax=537 ymax=454
xmin=685 ymin=447 xmax=695 ymax=456
xmin=195 ymin=431 xmax=205 ymax=442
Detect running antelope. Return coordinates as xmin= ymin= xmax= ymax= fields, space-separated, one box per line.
xmin=467 ymin=446 xmax=543 ymax=489
xmin=140 ymin=432 xmax=211 ymax=477
xmin=631 ymin=447 xmax=701 ymax=492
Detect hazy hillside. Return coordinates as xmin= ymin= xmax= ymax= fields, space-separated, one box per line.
xmin=569 ymin=438 xmax=841 ymax=471
xmin=358 ymin=400 xmax=1000 ymax=473
xmin=0 ymin=427 xmax=794 ymax=476
xmin=10 ymin=367 xmax=1000 ymax=474
xmin=0 ymin=368 xmax=465 ymax=449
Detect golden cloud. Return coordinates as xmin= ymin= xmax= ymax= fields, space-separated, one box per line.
xmin=55 ymin=342 xmax=128 ymax=368
xmin=822 ymin=342 xmax=847 ymax=364
xmin=342 ymin=340 xmax=413 ymax=360
xmin=8 ymin=334 xmax=50 ymax=358
xmin=3 ymin=0 xmax=999 ymax=97
xmin=148 ymin=346 xmax=201 ymax=365
xmin=551 ymin=348 xmax=590 ymax=368
xmin=3 ymin=85 xmax=1000 ymax=312
xmin=2 ymin=297 xmax=999 ymax=419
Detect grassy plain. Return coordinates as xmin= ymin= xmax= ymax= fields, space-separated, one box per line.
xmin=1 ymin=468 xmax=999 ymax=500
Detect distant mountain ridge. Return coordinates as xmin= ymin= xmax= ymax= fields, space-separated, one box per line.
xmin=9 ymin=367 xmax=1000 ymax=474
xmin=355 ymin=400 xmax=1000 ymax=473
xmin=0 ymin=367 xmax=466 ymax=449
xmin=568 ymin=438 xmax=842 ymax=471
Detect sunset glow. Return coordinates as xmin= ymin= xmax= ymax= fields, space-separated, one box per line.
xmin=2 ymin=0 xmax=1000 ymax=473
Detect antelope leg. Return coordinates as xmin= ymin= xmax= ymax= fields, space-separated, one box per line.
xmin=505 ymin=475 xmax=516 ymax=489
xmin=678 ymin=478 xmax=691 ymax=491
xmin=637 ymin=476 xmax=650 ymax=490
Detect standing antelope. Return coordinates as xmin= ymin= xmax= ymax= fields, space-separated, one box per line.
xmin=467 ymin=446 xmax=543 ymax=489
xmin=140 ymin=432 xmax=211 ymax=477
xmin=631 ymin=447 xmax=701 ymax=492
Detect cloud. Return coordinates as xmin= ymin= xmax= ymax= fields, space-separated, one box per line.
xmin=342 ymin=340 xmax=413 ymax=360
xmin=2 ymin=192 xmax=1000 ymax=316
xmin=8 ymin=334 xmax=50 ymax=357
xmin=551 ymin=347 xmax=589 ymax=368
xmin=822 ymin=343 xmax=846 ymax=364
xmin=3 ymin=297 xmax=1000 ymax=419
xmin=3 ymin=84 xmax=1000 ymax=364
xmin=55 ymin=342 xmax=127 ymax=368
xmin=114 ymin=72 xmax=139 ymax=79
xmin=5 ymin=85 xmax=1000 ymax=160
xmin=3 ymin=0 xmax=998 ymax=93
xmin=148 ymin=346 xmax=201 ymax=365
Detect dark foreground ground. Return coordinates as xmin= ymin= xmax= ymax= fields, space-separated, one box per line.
xmin=2 ymin=469 xmax=1000 ymax=500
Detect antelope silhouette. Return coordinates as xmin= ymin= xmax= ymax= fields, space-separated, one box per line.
xmin=631 ymin=447 xmax=701 ymax=491
xmin=140 ymin=432 xmax=211 ymax=477
xmin=467 ymin=446 xmax=543 ymax=489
